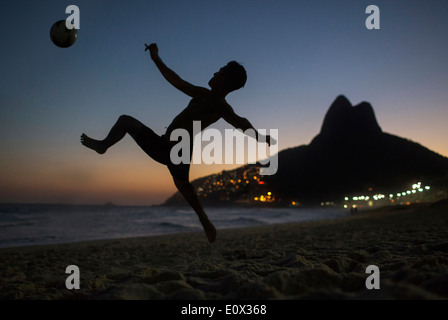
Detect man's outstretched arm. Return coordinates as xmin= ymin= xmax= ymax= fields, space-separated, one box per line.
xmin=145 ymin=43 xmax=208 ymax=98
xmin=221 ymin=103 xmax=276 ymax=146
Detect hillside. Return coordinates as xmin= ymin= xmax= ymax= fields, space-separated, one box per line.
xmin=164 ymin=95 xmax=448 ymax=206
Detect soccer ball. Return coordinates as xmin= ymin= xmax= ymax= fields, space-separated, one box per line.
xmin=50 ymin=20 xmax=77 ymax=48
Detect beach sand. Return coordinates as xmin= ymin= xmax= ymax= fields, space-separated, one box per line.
xmin=1 ymin=200 xmax=448 ymax=300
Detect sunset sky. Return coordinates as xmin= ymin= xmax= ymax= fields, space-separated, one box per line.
xmin=1 ymin=0 xmax=448 ymax=205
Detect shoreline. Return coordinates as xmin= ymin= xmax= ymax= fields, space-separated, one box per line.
xmin=0 ymin=204 xmax=376 ymax=251
xmin=1 ymin=201 xmax=447 ymax=299
xmin=0 ymin=204 xmax=349 ymax=250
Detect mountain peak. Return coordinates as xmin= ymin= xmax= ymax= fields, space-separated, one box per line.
xmin=318 ymin=95 xmax=382 ymax=140
xmin=165 ymin=94 xmax=448 ymax=206
xmin=333 ymin=95 xmax=352 ymax=108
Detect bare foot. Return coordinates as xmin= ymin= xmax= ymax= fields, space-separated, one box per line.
xmin=200 ymin=217 xmax=217 ymax=243
xmin=80 ymin=134 xmax=107 ymax=154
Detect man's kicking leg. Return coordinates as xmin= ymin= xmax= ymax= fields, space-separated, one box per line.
xmin=81 ymin=115 xmax=146 ymax=154
xmin=173 ymin=177 xmax=217 ymax=243
xmin=82 ymin=115 xmax=217 ymax=242
xmin=81 ymin=115 xmax=168 ymax=162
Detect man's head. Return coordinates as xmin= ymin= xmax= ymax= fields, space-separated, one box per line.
xmin=209 ymin=61 xmax=247 ymax=94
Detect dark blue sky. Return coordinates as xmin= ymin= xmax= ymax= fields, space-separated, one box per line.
xmin=1 ymin=0 xmax=448 ymax=205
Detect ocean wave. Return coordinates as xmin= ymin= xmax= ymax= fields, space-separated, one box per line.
xmin=262 ymin=210 xmax=292 ymax=218
xmin=175 ymin=209 xmax=194 ymax=214
xmin=0 ymin=221 xmax=36 ymax=228
xmin=0 ymin=222 xmax=20 ymax=228
xmin=155 ymin=222 xmax=190 ymax=230
xmin=217 ymin=217 xmax=266 ymax=227
xmin=0 ymin=204 xmax=349 ymax=248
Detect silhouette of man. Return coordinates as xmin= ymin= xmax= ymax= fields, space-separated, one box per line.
xmin=81 ymin=43 xmax=273 ymax=243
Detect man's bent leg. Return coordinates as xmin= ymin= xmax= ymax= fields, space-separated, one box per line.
xmin=81 ymin=115 xmax=148 ymax=154
xmin=173 ymin=177 xmax=217 ymax=243
xmin=81 ymin=115 xmax=169 ymax=164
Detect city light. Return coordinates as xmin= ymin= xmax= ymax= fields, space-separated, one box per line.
xmin=253 ymin=191 xmax=275 ymax=203
xmin=343 ymin=181 xmax=433 ymax=208
xmin=197 ymin=168 xmax=436 ymax=208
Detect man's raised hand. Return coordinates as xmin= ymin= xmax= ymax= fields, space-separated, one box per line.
xmin=145 ymin=43 xmax=159 ymax=59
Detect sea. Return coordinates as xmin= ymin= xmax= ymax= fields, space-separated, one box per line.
xmin=0 ymin=203 xmax=349 ymax=248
